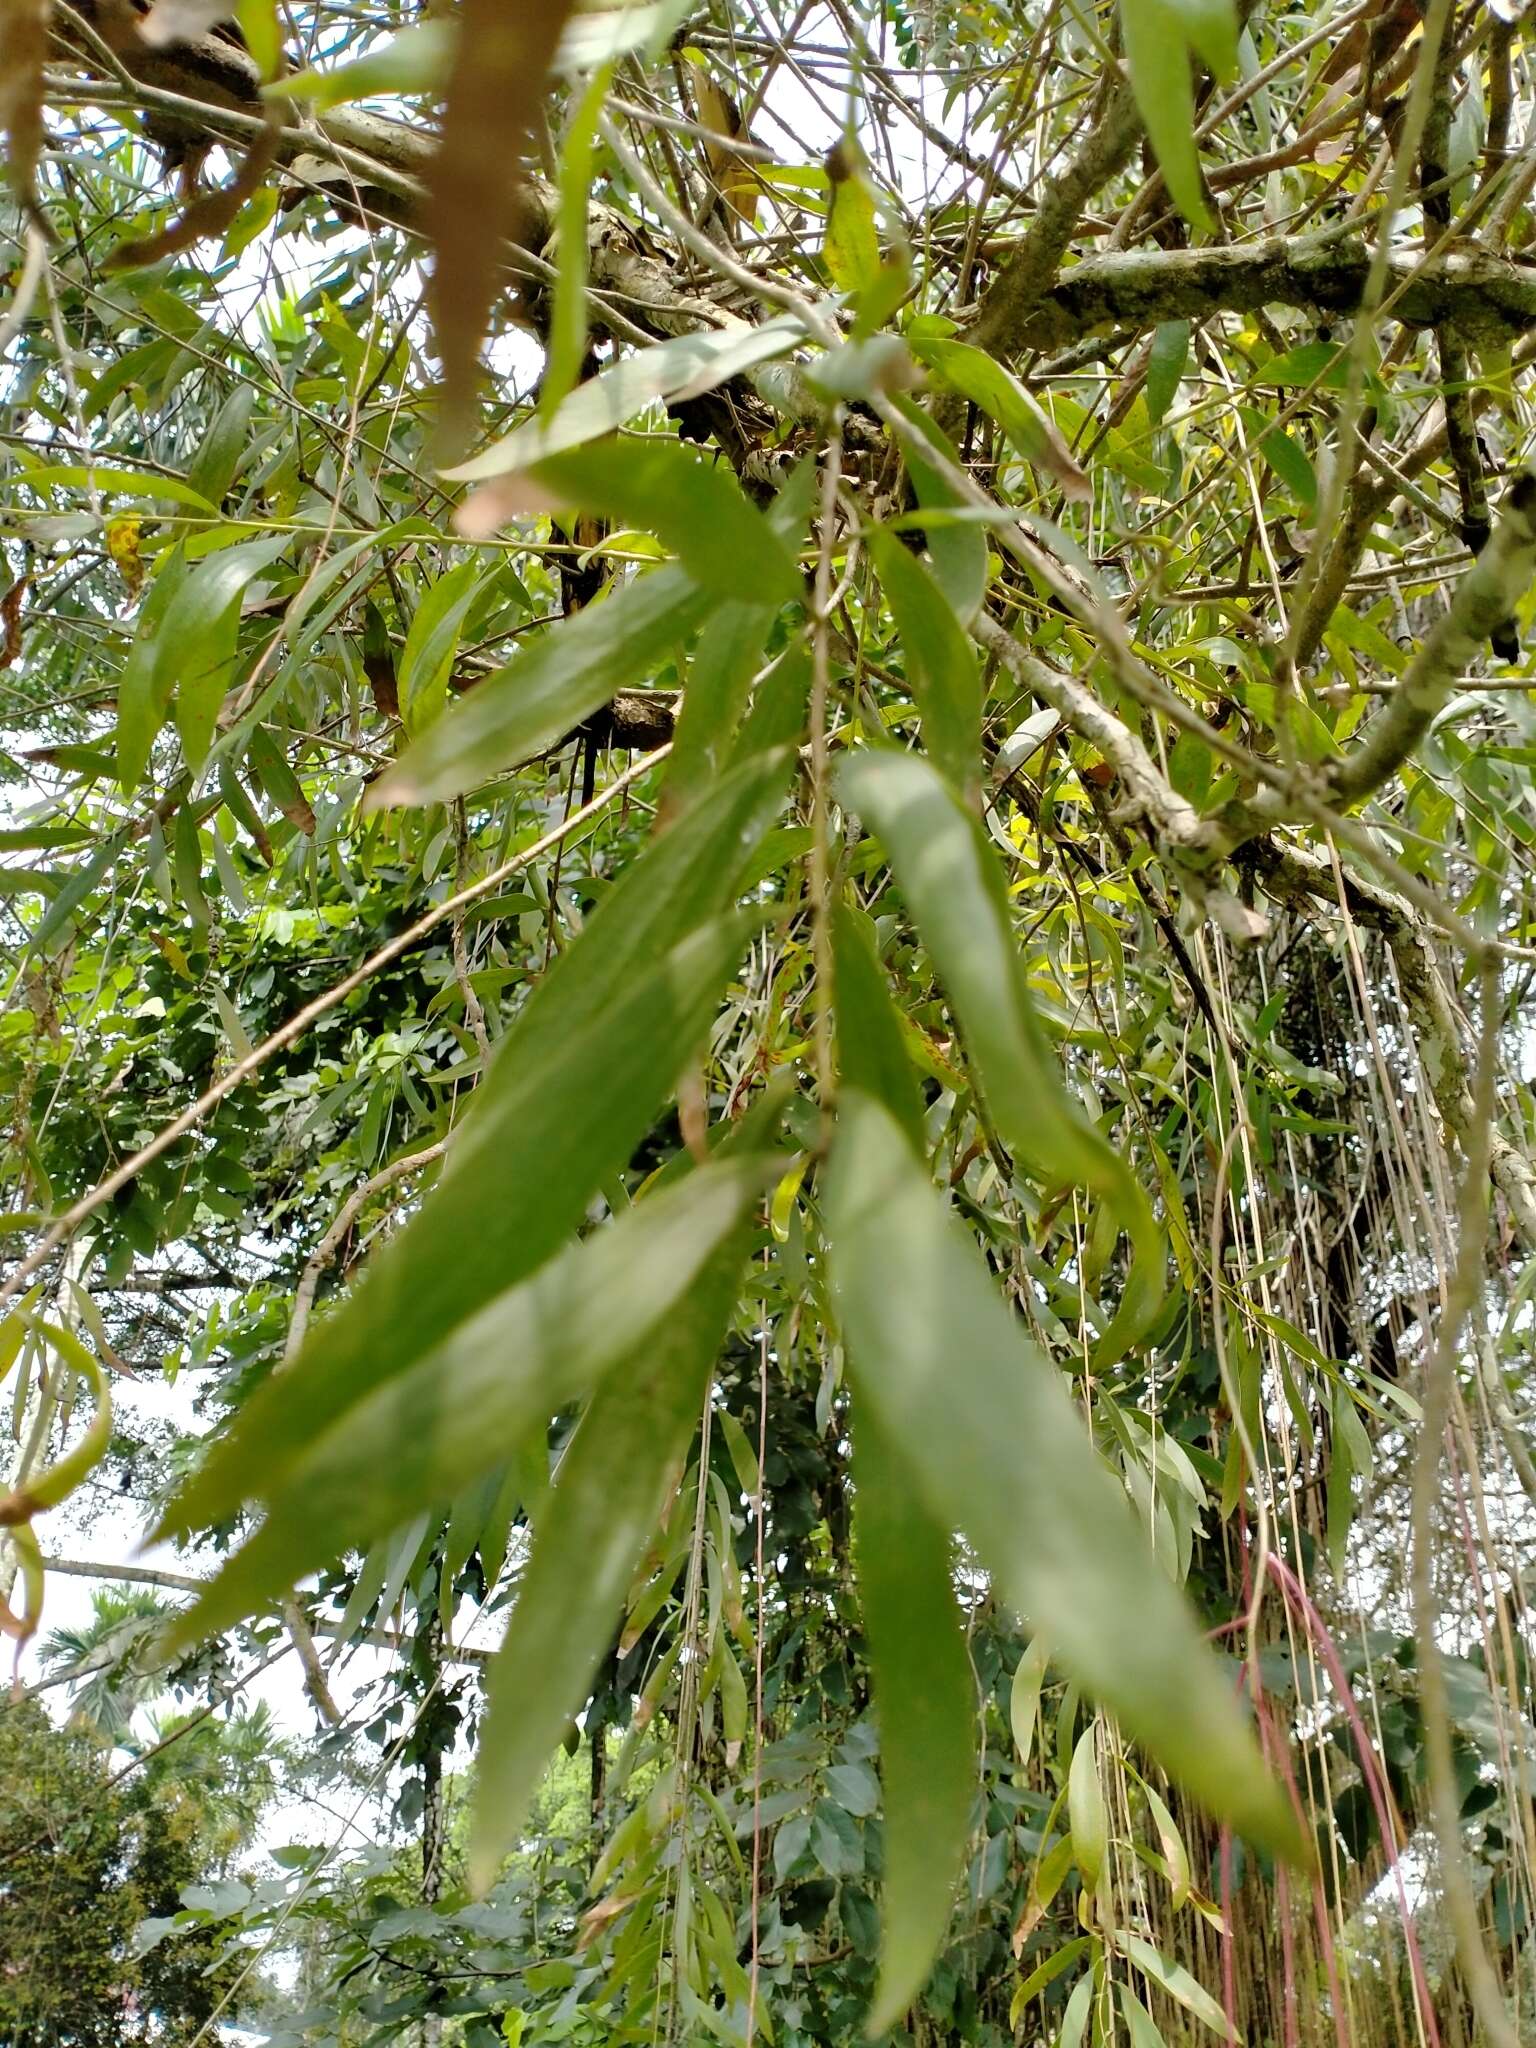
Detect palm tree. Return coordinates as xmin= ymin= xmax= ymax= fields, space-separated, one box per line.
xmin=40 ymin=1587 xmax=173 ymax=1742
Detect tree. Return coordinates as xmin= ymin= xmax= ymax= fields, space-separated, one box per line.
xmin=0 ymin=1697 xmax=242 ymax=2044
xmin=3 ymin=0 xmax=1536 ymax=2042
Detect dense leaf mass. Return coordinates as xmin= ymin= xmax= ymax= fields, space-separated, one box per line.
xmin=4 ymin=0 xmax=1536 ymax=2044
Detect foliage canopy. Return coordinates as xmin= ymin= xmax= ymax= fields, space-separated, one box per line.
xmin=5 ymin=0 xmax=1536 ymax=2042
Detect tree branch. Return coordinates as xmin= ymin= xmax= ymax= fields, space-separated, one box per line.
xmin=975 ymin=235 xmax=1536 ymax=357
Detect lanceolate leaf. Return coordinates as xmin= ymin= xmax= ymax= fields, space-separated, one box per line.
xmin=833 ymin=903 xmax=925 ymax=1152
xmin=159 ymin=534 xmax=289 ymax=774
xmin=164 ymin=1154 xmax=778 ymax=1647
xmin=162 ymin=749 xmax=791 ymax=1538
xmin=854 ymin=1410 xmax=975 ymax=2035
xmin=525 ymin=440 xmax=800 ymax=605
xmin=907 ymin=338 xmax=1089 ymax=501
xmin=824 ymin=1091 xmax=1300 ymax=1861
xmin=444 ymin=318 xmax=805 ymax=481
xmin=841 ymin=750 xmax=1164 ymax=1365
xmin=665 ymin=600 xmax=777 ymax=805
xmin=368 ymin=565 xmax=711 ymax=810
xmin=866 ymin=527 xmax=982 ymax=794
xmin=396 ymin=561 xmax=480 ymax=735
xmin=467 ymin=1221 xmax=756 ymax=1889
xmin=1121 ymin=0 xmax=1237 ymax=231
xmin=116 ymin=547 xmax=189 ymax=792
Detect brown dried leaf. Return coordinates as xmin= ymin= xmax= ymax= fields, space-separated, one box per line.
xmin=108 ymin=109 xmax=284 ymax=269
xmin=0 ymin=0 xmax=51 ymax=221
xmin=0 ymin=577 xmax=27 ymax=670
xmin=693 ymin=71 xmax=760 ymax=226
xmin=425 ymin=0 xmax=577 ymax=442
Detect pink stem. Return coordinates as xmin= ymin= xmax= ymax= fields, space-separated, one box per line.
xmin=1265 ymin=1552 xmax=1441 ymax=2048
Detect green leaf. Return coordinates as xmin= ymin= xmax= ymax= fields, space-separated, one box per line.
xmin=247 ymin=727 xmax=315 ymax=835
xmin=0 ymin=464 xmax=218 ymax=511
xmin=866 ymin=526 xmax=983 ymax=793
xmin=368 ymin=566 xmax=711 ymax=810
xmin=444 ymin=317 xmax=805 ymax=480
xmin=466 ymin=1212 xmax=756 ymax=1888
xmin=908 ymin=338 xmax=1089 ymax=500
xmin=665 ymin=600 xmax=776 ymax=805
xmin=116 ymin=546 xmax=188 ymax=792
xmin=542 ymin=65 xmax=610 ymax=419
xmin=840 ymin=750 xmax=1164 ymax=1366
xmin=1146 ymin=321 xmax=1190 ymax=428
xmin=886 ymin=394 xmax=989 ymax=628
xmin=165 ymin=1153 xmax=776 ymax=1649
xmin=1059 ymin=1971 xmax=1095 ymax=2048
xmin=31 ymin=830 xmax=130 ymax=951
xmin=186 ymin=386 xmax=256 ymax=508
xmin=1121 ymin=0 xmax=1209 ymax=231
xmin=1239 ymin=405 xmax=1317 ymax=510
xmin=1141 ymin=1779 xmax=1192 ymax=1908
xmin=1247 ymin=339 xmax=1348 ymax=390
xmin=1010 ymin=1636 xmax=1049 ymax=1772
xmin=1112 ymin=1931 xmax=1232 ymax=2038
xmin=161 ymin=535 xmax=289 ymax=773
xmin=1121 ymin=1986 xmax=1171 ymax=2048
xmin=833 ymin=902 xmax=926 ymax=1153
xmin=266 ymin=19 xmax=455 ymax=107
xmin=824 ymin=1091 xmax=1301 ymax=1863
xmin=527 ymin=439 xmax=800 ymax=604
xmin=162 ymin=749 xmax=790 ymax=1540
xmin=1067 ymin=1726 xmax=1107 ymax=1884
xmin=855 ymin=1410 xmax=975 ymax=2035
xmin=1166 ymin=0 xmax=1238 ymax=76
xmin=396 ymin=561 xmax=481 ymax=735
xmin=0 ymin=826 xmax=93 ymax=851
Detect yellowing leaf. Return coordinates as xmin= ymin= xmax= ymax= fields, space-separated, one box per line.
xmin=823 ymin=140 xmax=882 ymax=297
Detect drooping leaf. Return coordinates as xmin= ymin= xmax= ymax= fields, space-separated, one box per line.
xmin=665 ymin=600 xmax=776 ymax=806
xmin=163 ymin=748 xmax=790 ymax=1538
xmin=164 ymin=1153 xmax=777 ymax=1648
xmin=854 ymin=1409 xmax=975 ymax=2035
xmin=824 ymin=1090 xmax=1301 ymax=1862
xmin=1120 ymin=0 xmax=1203 ymax=231
xmin=1112 ymin=1931 xmax=1232 ymax=2039
xmin=396 ymin=561 xmax=481 ymax=734
xmin=368 ymin=565 xmax=711 ymax=810
xmin=1146 ymin=321 xmax=1191 ymax=429
xmin=541 ymin=65 xmax=611 ymax=420
xmin=116 ymin=547 xmax=189 ymax=792
xmin=866 ymin=527 xmax=983 ymax=793
xmin=1067 ymin=1726 xmax=1108 ymax=1884
xmin=886 ymin=394 xmax=989 ymax=628
xmin=908 ymin=338 xmax=1089 ymax=500
xmin=467 ymin=1216 xmax=757 ymax=1888
xmin=158 ymin=535 xmax=289 ymax=773
xmin=840 ymin=750 xmax=1164 ymax=1365
xmin=247 ymin=727 xmax=315 ymax=835
xmin=520 ymin=439 xmax=800 ymax=604
xmin=1010 ymin=1636 xmax=1049 ymax=1772
xmin=833 ymin=902 xmax=925 ymax=1153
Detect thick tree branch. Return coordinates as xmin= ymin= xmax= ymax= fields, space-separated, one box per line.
xmin=1326 ymin=469 xmax=1536 ymax=807
xmin=977 ymin=235 xmax=1536 ymax=356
